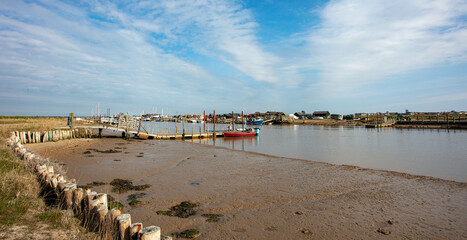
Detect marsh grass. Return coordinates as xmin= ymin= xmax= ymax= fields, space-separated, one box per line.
xmin=0 ymin=117 xmax=100 ymax=239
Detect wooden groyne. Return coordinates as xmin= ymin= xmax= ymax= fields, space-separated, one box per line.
xmin=6 ymin=132 xmax=172 ymax=240
xmin=13 ymin=128 xmax=95 ymax=144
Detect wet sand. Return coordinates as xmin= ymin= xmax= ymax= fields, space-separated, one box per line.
xmin=27 ymin=138 xmax=467 ymax=239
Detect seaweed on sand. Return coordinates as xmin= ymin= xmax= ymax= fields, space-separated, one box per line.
xmin=171 ymin=229 xmax=200 ymax=239
xmin=109 ymin=178 xmax=150 ymax=193
xmin=156 ymin=201 xmax=198 ymax=218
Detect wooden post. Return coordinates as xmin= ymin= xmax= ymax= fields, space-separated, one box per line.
xmin=72 ymin=188 xmax=84 ymax=216
xmin=63 ymin=184 xmax=77 ymax=209
xmin=96 ymin=193 xmax=108 ymax=210
xmin=138 ymin=117 xmax=142 ymax=136
xmin=130 ymin=223 xmax=143 ymax=239
xmin=96 ymin=204 xmax=108 ymax=232
xmin=213 ymin=110 xmax=216 ymax=137
xmin=232 ymin=111 xmax=235 ymax=130
xmin=175 ymin=120 xmax=178 ymax=134
xmin=242 ymin=111 xmax=244 ymax=130
xmin=182 ymin=119 xmax=185 ymax=139
xmin=125 ymin=115 xmax=129 ymax=139
xmin=117 ymin=214 xmax=131 ymax=240
xmin=138 ymin=226 xmax=161 ymax=240
xmin=88 ymin=199 xmax=101 ymax=231
xmin=203 ymin=110 xmax=206 ymax=132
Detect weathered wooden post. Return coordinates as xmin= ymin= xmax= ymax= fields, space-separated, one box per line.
xmin=242 ymin=111 xmax=244 ymax=130
xmin=117 ymin=214 xmax=131 ymax=240
xmin=213 ymin=109 xmax=216 ymax=138
xmin=125 ymin=115 xmax=129 ymax=140
xmin=99 ymin=128 xmax=103 ymax=138
xmin=232 ymin=111 xmax=235 ymax=130
xmin=96 ymin=193 xmax=108 ymax=210
xmin=203 ymin=110 xmax=206 ymax=132
xmin=72 ymin=188 xmax=84 ymax=216
xmin=109 ymin=207 xmax=122 ymax=238
xmin=130 ymin=223 xmax=143 ymax=239
xmin=95 ymin=204 xmax=108 ymax=232
xmin=182 ymin=119 xmax=185 ymax=139
xmin=138 ymin=226 xmax=161 ymax=240
xmin=138 ymin=116 xmax=142 ymax=136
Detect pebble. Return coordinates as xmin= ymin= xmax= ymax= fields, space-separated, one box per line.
xmin=377 ymin=228 xmax=391 ymax=235
xmin=300 ymin=229 xmax=313 ymax=235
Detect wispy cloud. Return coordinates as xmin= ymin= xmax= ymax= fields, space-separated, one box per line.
xmin=0 ymin=0 xmax=466 ymax=115
xmin=304 ymin=0 xmax=467 ymax=96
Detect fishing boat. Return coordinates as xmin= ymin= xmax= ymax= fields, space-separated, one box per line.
xmin=224 ymin=128 xmax=259 ymax=137
xmin=246 ymin=118 xmax=263 ymax=125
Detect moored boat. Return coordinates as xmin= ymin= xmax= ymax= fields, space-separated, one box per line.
xmin=246 ymin=118 xmax=263 ymax=125
xmin=224 ymin=128 xmax=259 ymax=137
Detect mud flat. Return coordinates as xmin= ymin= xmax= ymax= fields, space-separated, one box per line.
xmin=27 ymin=138 xmax=467 ymax=239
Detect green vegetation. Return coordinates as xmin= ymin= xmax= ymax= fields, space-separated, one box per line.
xmin=127 ymin=193 xmax=147 ymax=207
xmin=0 ymin=117 xmax=98 ymax=238
xmin=171 ymin=229 xmax=201 ymax=239
xmin=108 ymin=201 xmax=124 ymax=210
xmin=109 ymin=178 xmax=151 ymax=193
xmin=156 ymin=201 xmax=198 ymax=218
xmin=201 ymin=213 xmax=223 ymax=222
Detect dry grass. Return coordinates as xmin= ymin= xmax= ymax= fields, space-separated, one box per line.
xmin=0 ymin=117 xmax=100 ymax=239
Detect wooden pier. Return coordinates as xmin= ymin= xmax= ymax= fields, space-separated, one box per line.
xmin=365 ymin=120 xmax=396 ymax=128
xmin=101 ymin=114 xmax=226 ymax=140
xmin=137 ymin=131 xmax=224 ymax=140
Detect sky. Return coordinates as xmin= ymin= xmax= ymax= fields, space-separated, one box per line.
xmin=1 ymin=0 xmax=466 ymax=116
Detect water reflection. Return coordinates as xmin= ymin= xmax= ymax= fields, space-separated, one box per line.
xmin=224 ymin=136 xmax=259 ymax=151
xmin=141 ymin=122 xmax=467 ymax=182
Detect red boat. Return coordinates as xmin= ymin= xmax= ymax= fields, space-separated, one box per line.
xmin=224 ymin=128 xmax=258 ymax=137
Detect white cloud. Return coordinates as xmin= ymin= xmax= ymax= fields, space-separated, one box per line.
xmin=305 ymin=0 xmax=467 ymax=96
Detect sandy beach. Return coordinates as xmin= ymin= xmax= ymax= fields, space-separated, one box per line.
xmin=27 ymin=138 xmax=467 ymax=239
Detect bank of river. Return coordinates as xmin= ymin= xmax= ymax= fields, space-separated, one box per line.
xmin=27 ymin=137 xmax=467 ymax=240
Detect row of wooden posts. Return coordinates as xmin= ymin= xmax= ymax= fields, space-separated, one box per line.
xmin=141 ymin=110 xmax=247 ymax=136
xmin=13 ymin=128 xmax=95 ymax=144
xmin=6 ymin=133 xmax=170 ymax=240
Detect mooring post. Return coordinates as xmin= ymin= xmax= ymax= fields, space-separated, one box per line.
xmin=213 ymin=109 xmax=216 ymax=138
xmin=182 ymin=119 xmax=185 ymax=139
xmin=232 ymin=111 xmax=235 ymax=130
xmin=137 ymin=116 xmax=142 ymax=136
xmin=203 ymin=110 xmax=206 ymax=132
xmin=125 ymin=115 xmax=129 ymax=140
xmin=242 ymin=111 xmax=244 ymax=130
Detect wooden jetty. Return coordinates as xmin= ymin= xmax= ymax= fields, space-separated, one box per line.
xmin=365 ymin=121 xmax=396 ymax=128
xmin=102 ymin=114 xmax=225 ymax=140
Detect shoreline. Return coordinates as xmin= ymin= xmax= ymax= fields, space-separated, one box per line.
xmin=26 ymin=137 xmax=467 ymax=239
xmin=188 ymin=139 xmax=464 ymax=184
xmin=279 ymin=119 xmax=467 ymax=129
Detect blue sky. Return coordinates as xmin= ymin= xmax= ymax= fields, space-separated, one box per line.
xmin=1 ymin=0 xmax=466 ymax=116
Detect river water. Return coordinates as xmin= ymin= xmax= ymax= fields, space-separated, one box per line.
xmin=141 ymin=122 xmax=467 ymax=182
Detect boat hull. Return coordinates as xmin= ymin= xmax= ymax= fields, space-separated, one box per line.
xmin=224 ymin=131 xmax=257 ymax=137
xmin=246 ymin=120 xmax=263 ymax=125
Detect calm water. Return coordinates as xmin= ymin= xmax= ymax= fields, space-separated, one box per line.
xmin=142 ymin=122 xmax=467 ymax=182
